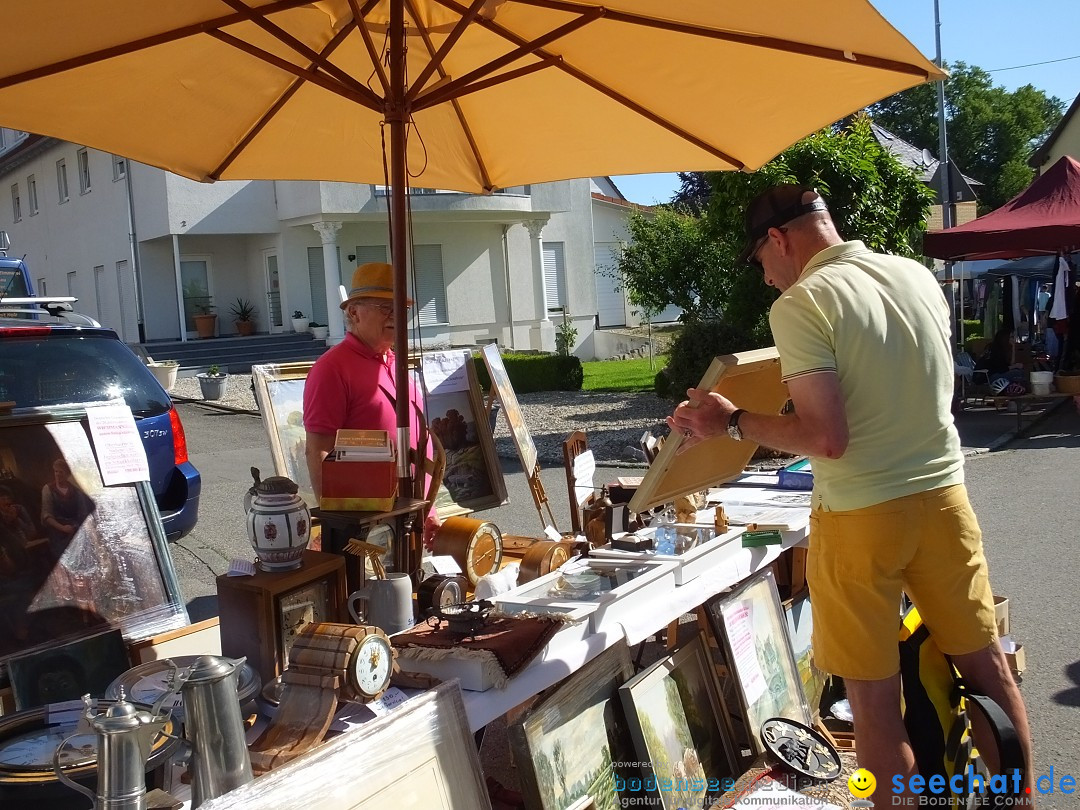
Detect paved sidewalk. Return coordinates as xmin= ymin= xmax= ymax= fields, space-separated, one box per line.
xmin=954 ymin=395 xmax=1075 ymax=453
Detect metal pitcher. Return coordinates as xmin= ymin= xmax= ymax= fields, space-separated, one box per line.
xmin=182 ymin=655 xmax=253 ymax=808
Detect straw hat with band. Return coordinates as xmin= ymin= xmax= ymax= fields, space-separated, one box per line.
xmin=340 ymin=262 xmax=414 ymax=309
xmin=738 ymin=185 xmax=829 ymax=265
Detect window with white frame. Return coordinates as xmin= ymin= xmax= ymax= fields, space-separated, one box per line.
xmin=412 ymin=244 xmax=448 ymax=326
xmin=10 ymin=184 xmax=20 ymax=222
xmin=112 ymin=154 xmax=126 ymax=181
xmin=27 ymin=175 xmax=38 ymax=216
xmin=542 ymin=241 xmax=567 ymax=312
xmin=77 ymin=148 xmax=91 ymax=194
xmin=56 ymin=159 xmax=69 ymax=203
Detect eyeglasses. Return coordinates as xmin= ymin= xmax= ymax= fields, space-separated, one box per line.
xmin=747 ymin=226 xmax=787 ymax=271
xmin=360 ymin=301 xmax=394 ymax=317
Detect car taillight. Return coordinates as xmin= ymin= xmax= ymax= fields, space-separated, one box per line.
xmin=169 ymin=406 xmax=189 ymax=465
xmin=0 ymin=325 xmax=52 ymax=336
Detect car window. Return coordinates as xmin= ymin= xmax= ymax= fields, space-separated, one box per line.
xmin=0 ymin=333 xmax=171 ymax=416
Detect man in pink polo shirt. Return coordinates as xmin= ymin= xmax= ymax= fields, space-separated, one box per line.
xmin=303 ymin=262 xmax=428 ymax=514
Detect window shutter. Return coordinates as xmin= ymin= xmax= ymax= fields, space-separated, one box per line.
xmin=412 ymin=244 xmax=447 ymax=326
xmin=543 ymin=242 xmax=566 ymax=312
xmin=350 ymin=245 xmax=389 ymax=289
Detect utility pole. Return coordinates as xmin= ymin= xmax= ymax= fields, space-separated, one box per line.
xmin=934 ymin=0 xmax=952 ymax=229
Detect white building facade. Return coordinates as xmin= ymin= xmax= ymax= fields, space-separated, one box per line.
xmin=0 ymin=133 xmax=650 ymax=359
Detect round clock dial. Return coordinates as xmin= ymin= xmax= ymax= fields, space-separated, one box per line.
xmin=0 ymin=727 xmax=96 ymax=770
xmin=466 ymin=523 xmax=503 ymax=584
xmin=417 ymin=574 xmax=470 ymax=616
xmin=760 ymin=717 xmax=842 ymax=782
xmin=106 ymin=657 xmax=262 ymax=722
xmin=348 ymin=632 xmax=393 ymax=700
xmin=519 ymin=540 xmax=572 ymax=583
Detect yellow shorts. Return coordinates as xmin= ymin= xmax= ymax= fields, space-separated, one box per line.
xmin=806 ymin=484 xmax=997 ymax=681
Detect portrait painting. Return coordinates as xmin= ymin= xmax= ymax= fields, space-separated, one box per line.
xmin=705 ymin=570 xmax=810 ymax=755
xmin=251 ymin=362 xmax=317 ymax=507
xmin=481 ymin=344 xmax=538 ymax=476
xmin=0 ymin=409 xmax=187 ymax=670
xmin=509 ymin=642 xmax=636 ymax=810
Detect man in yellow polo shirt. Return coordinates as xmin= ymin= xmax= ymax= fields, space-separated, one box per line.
xmin=668 ymin=185 xmax=1032 ymax=794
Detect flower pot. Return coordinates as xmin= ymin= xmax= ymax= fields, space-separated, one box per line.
xmin=193 ymin=313 xmax=218 ymax=339
xmin=147 ymin=361 xmax=179 ymax=392
xmin=310 ymin=325 xmax=329 ymax=340
xmin=198 ymin=373 xmax=228 ymax=401
xmin=235 ymin=320 xmax=255 ymax=336
xmin=291 ymin=317 xmax=309 ymax=334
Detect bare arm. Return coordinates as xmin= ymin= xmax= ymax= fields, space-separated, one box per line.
xmin=305 ymin=431 xmax=336 ymax=502
xmin=666 ymin=371 xmax=849 ymax=459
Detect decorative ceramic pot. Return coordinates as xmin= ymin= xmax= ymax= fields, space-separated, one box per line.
xmin=244 ymin=467 xmax=311 ymax=571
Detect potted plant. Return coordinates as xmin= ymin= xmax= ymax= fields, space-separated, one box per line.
xmin=197 ymin=363 xmax=228 ymax=401
xmin=309 ymin=321 xmax=329 ymax=340
xmin=230 ymin=298 xmax=258 ymax=336
xmin=147 ymin=358 xmax=180 ymax=392
xmin=291 ymin=310 xmax=309 ymax=333
xmin=192 ymin=300 xmax=217 ymax=339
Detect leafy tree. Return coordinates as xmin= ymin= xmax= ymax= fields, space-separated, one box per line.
xmin=673 ymin=171 xmax=711 ymax=214
xmin=608 ymin=206 xmax=728 ymax=322
xmin=868 ymin=62 xmax=1064 ymax=210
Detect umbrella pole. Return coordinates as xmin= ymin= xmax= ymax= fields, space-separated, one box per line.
xmin=389 ymin=0 xmax=417 ymax=571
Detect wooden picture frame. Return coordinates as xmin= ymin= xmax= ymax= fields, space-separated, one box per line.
xmin=704 ymin=569 xmax=810 ymax=757
xmin=509 ymin=642 xmax=636 ymax=810
xmin=200 ymin=681 xmax=492 ymax=810
xmin=0 ymin=408 xmax=188 ymax=672
xmin=420 ymin=350 xmax=507 ymax=518
xmin=251 ymin=361 xmax=318 ymax=507
xmin=628 ymin=348 xmax=789 ymax=514
xmin=618 ymin=634 xmax=739 ymax=809
xmin=480 ymin=343 xmax=537 ymax=476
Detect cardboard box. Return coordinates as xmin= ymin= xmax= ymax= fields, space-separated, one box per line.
xmin=320 ymin=457 xmax=397 ymax=511
xmin=994 ymin=594 xmax=1010 ymax=638
xmin=1000 ymin=635 xmax=1025 ymax=677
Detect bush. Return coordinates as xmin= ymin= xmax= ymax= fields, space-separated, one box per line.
xmin=658 ymin=319 xmax=771 ymax=400
xmin=473 ymin=352 xmax=583 ymax=393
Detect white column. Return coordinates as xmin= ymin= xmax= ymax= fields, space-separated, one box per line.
xmin=524 ymin=219 xmax=550 ymax=322
xmin=523 ymin=219 xmax=555 ymax=352
xmin=313 ymin=221 xmax=345 ymax=341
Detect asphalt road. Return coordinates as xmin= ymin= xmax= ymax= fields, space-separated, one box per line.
xmin=173 ymin=401 xmax=1080 ymax=804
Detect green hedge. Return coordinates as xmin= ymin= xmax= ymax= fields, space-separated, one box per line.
xmin=657 ymin=319 xmax=771 ymax=400
xmin=473 ymin=352 xmax=583 ymax=393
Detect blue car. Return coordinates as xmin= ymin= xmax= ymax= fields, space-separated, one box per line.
xmin=0 ymin=316 xmax=200 ymax=540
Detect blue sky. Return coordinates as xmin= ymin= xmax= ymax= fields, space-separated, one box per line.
xmin=612 ymin=0 xmax=1080 ymax=205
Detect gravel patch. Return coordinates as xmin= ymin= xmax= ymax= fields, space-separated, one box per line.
xmin=170 ymin=374 xmax=676 ymax=467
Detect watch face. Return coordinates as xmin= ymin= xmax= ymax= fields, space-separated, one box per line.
xmin=466 ymin=524 xmax=502 ymax=583
xmin=350 ymin=633 xmax=393 ymax=699
xmin=279 ymin=580 xmax=329 ymax=663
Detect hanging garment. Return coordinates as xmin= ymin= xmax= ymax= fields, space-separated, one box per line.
xmin=1050 ymin=256 xmax=1069 ymax=320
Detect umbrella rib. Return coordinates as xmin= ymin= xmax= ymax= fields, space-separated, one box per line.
xmin=208 ymin=22 xmax=355 ymax=180
xmin=209 ymin=29 xmax=383 ymax=111
xmin=413 ymin=4 xmax=603 ymax=111
xmin=406 ymin=0 xmax=489 ymax=103
xmin=508 ymin=0 xmax=935 ymax=79
xmin=421 ymin=0 xmax=744 ymax=167
xmin=403 ymin=0 xmax=493 ymax=191
xmin=218 ymin=0 xmax=372 ymax=95
xmin=349 ymin=0 xmax=390 ymax=96
xmin=0 ymin=0 xmax=315 ymax=91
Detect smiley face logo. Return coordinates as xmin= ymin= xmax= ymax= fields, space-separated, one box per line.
xmin=848 ymin=768 xmax=876 ymax=798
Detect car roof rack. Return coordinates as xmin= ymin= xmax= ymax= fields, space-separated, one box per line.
xmin=0 ymin=296 xmax=101 ymax=326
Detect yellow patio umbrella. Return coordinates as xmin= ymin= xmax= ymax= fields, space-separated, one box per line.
xmin=0 ymin=0 xmax=943 ymax=531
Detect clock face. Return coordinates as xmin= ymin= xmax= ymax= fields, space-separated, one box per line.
xmin=0 ymin=727 xmax=97 ymax=770
xmin=363 ymin=523 xmax=395 ymax=576
xmin=544 ymin=544 xmax=570 ymax=573
xmin=279 ymin=580 xmax=330 ymax=663
xmin=436 ymin=576 xmax=465 ymax=609
xmin=349 ymin=632 xmax=393 ymax=700
xmin=465 ymin=524 xmax=503 ymax=584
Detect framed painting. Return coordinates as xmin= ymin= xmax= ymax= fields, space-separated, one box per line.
xmin=618 ymin=634 xmax=739 ymax=810
xmin=509 ymin=642 xmax=636 ymax=810
xmin=0 ymin=408 xmax=188 ymax=672
xmin=421 ymin=350 xmax=507 ymax=518
xmin=251 ymin=361 xmax=318 ymax=507
xmin=7 ymin=627 xmax=129 ymax=710
xmin=784 ymin=592 xmax=827 ymax=723
xmin=480 ymin=343 xmax=537 ymax=476
xmin=705 ymin=569 xmax=810 ymax=757
xmin=200 ymin=681 xmax=492 ymax=810
xmin=628 ymin=348 xmax=790 ymax=515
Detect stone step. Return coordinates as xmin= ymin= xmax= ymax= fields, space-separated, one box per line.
xmin=141 ymin=332 xmax=329 ymax=374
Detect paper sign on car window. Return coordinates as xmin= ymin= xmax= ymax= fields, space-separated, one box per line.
xmin=86 ymin=402 xmax=151 ymax=485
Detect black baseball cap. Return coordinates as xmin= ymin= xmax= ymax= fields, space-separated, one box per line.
xmin=738 ymin=184 xmax=829 ymax=265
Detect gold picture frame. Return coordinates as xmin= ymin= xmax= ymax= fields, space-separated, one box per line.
xmin=480 ymin=343 xmax=537 ymax=476
xmin=628 ymin=348 xmax=789 ymax=514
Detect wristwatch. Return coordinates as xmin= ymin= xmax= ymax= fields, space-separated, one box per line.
xmin=727 ymin=408 xmax=746 ymax=441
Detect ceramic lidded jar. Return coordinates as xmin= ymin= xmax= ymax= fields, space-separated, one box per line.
xmin=244 ymin=467 xmax=311 ymax=571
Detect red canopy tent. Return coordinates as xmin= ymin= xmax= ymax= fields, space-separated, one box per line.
xmin=923 ymin=155 xmax=1080 ymax=261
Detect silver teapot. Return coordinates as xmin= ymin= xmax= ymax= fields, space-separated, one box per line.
xmin=244 ymin=466 xmax=311 ymax=571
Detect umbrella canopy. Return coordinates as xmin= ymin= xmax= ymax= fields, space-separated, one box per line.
xmin=0 ymin=1 xmax=943 ymax=539
xmin=923 ymin=155 xmax=1080 ymax=261
xmin=0 ymin=1 xmax=942 ymax=189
